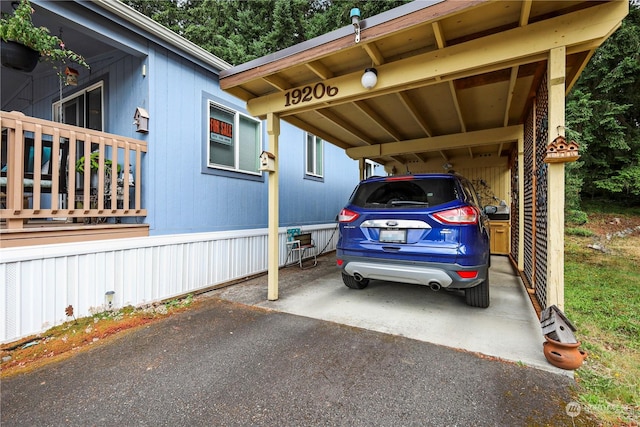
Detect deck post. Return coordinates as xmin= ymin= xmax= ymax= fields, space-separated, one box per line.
xmin=266 ymin=112 xmax=280 ymax=301
xmin=517 ymin=134 xmax=524 ymax=272
xmin=546 ymin=46 xmax=566 ymax=310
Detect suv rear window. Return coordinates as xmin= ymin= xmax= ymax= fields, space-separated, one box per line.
xmin=351 ymin=178 xmax=457 ymax=209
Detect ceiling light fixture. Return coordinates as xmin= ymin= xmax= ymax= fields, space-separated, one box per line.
xmin=350 ymin=8 xmax=361 ymax=43
xmin=361 ymin=67 xmax=377 ymax=89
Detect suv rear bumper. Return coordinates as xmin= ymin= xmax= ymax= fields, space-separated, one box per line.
xmin=337 ymin=255 xmax=487 ymax=289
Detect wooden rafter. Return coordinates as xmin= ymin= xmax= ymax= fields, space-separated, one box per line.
xmin=449 ymin=80 xmax=466 ymax=133
xmin=284 ymin=115 xmax=351 ymax=150
xmin=262 ymin=75 xmax=290 ymax=91
xmin=352 ymin=100 xmax=402 ymax=141
xmin=520 ymin=0 xmax=532 ymax=26
xmin=363 ymin=42 xmax=385 ymax=66
xmin=504 ymin=66 xmax=519 ymax=127
xmin=396 ymin=92 xmax=433 ymax=137
xmin=314 ymin=109 xmax=374 ymax=145
xmin=306 ymin=61 xmax=333 ymax=80
xmin=434 ymin=20 xmax=466 ymax=134
xmin=432 ymin=21 xmax=446 ymax=49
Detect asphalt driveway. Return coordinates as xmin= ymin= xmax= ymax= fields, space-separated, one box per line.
xmin=1 ymin=255 xmax=598 ymax=426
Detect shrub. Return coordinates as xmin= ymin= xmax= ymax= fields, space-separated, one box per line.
xmin=566 ymin=209 xmax=588 ymax=225
xmin=566 ymin=227 xmax=595 ymax=237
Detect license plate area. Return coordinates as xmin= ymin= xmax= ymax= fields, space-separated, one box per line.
xmin=379 ymin=228 xmax=407 ymax=243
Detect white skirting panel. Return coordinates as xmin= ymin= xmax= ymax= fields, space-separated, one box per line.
xmin=0 ymin=223 xmax=338 ymax=344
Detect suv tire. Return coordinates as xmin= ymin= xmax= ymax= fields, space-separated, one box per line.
xmin=342 ymin=273 xmax=369 ymax=289
xmin=465 ymin=277 xmax=490 ymax=308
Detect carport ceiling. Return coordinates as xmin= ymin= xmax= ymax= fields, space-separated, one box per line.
xmin=220 ymin=0 xmax=625 ymax=166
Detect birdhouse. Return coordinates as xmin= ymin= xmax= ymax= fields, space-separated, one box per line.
xmin=133 ymin=107 xmax=149 ymax=133
xmin=259 ymin=151 xmax=276 ymax=172
xmin=545 ymin=135 xmax=580 ymax=163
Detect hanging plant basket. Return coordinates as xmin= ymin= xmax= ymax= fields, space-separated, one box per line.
xmin=1 ymin=0 xmax=89 ymax=75
xmin=0 ymin=40 xmax=39 ymax=72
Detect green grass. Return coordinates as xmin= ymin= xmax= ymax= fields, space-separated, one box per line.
xmin=581 ymin=199 xmax=640 ymax=216
xmin=565 ymin=227 xmax=596 ymax=237
xmin=564 ymin=213 xmax=640 ymax=425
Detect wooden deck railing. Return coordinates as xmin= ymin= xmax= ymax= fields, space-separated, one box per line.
xmin=1 ymin=111 xmax=147 ymax=230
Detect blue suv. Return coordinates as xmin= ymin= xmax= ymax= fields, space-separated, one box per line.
xmin=336 ymin=173 xmax=494 ymax=308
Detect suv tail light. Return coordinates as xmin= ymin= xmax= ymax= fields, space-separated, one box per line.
xmin=457 ymin=270 xmax=478 ymax=279
xmin=433 ymin=206 xmax=478 ymax=224
xmin=338 ymin=208 xmax=359 ymax=223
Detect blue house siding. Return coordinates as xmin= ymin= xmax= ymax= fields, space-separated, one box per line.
xmin=143 ymin=46 xmax=270 ymax=235
xmin=277 ymin=126 xmax=359 ymax=226
xmin=143 ymin=44 xmax=360 ymax=235
xmin=0 ymin=0 xmax=360 ymax=344
xmin=1 ymin=0 xmax=360 ymax=236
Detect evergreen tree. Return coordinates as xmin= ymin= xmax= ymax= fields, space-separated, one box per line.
xmin=566 ymin=2 xmax=640 ymax=204
xmin=120 ymin=0 xmax=640 ymax=207
xmin=123 ymin=0 xmax=408 ymax=65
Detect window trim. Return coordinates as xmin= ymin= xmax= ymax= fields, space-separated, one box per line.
xmin=305 ymin=132 xmax=324 ymax=179
xmin=207 ymin=99 xmax=262 ymax=176
xmin=52 ymin=81 xmax=104 ymax=131
xmin=364 ymin=159 xmax=379 ymax=179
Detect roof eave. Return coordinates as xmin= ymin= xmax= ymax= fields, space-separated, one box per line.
xmin=219 ymin=0 xmax=455 ymax=80
xmin=91 ymin=0 xmax=232 ymax=72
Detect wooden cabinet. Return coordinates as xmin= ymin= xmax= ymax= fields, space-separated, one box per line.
xmin=489 ymin=220 xmax=510 ymax=255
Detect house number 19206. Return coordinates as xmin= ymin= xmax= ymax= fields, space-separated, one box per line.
xmin=284 ymin=82 xmax=338 ymax=107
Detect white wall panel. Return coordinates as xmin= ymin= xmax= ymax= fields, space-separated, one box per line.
xmin=1 ymin=224 xmax=338 ymax=343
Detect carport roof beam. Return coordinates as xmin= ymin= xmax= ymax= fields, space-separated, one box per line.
xmin=346 ymin=126 xmax=522 ymax=160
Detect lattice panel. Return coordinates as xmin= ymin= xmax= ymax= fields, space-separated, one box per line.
xmin=534 ymin=74 xmax=549 ymax=309
xmin=523 ymin=105 xmax=535 ymax=287
xmin=510 ymin=148 xmax=519 ymax=261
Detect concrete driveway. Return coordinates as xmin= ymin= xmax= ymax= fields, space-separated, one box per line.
xmin=211 ymin=254 xmax=565 ymax=375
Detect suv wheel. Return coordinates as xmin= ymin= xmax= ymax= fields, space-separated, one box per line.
xmin=465 ymin=277 xmax=490 ymax=308
xmin=342 ymin=273 xmax=369 ymax=289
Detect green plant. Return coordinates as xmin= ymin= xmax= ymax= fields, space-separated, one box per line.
xmin=75 ymin=151 xmax=122 ymax=174
xmin=564 ymin=205 xmax=640 ymax=425
xmin=566 ymin=209 xmax=589 ymax=225
xmin=565 ymin=227 xmax=595 ymax=237
xmin=0 ymin=0 xmax=89 ymax=71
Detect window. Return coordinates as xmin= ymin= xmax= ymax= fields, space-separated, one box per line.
xmin=364 ymin=159 xmax=378 ymax=179
xmin=52 ymin=82 xmax=103 ymax=130
xmin=306 ymin=133 xmax=323 ymax=177
xmin=208 ymin=101 xmax=261 ymax=175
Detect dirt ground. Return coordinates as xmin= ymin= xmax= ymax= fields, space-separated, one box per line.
xmin=578 ymin=212 xmax=640 ymax=258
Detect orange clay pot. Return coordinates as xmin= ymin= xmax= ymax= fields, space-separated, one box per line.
xmin=543 ymin=335 xmax=587 ymax=370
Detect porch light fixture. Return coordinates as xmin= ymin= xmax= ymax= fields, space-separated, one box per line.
xmin=442 ymin=162 xmax=453 ymax=171
xmin=361 ymin=68 xmax=377 ymax=89
xmin=350 ymin=8 xmax=361 ymax=43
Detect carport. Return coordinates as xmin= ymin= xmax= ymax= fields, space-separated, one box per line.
xmin=220 ymin=0 xmax=628 ymax=311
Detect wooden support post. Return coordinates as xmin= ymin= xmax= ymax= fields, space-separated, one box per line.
xmin=546 ymin=47 xmax=566 ymax=310
xmin=517 ymin=134 xmax=525 ymax=272
xmin=267 ymin=112 xmax=280 ymax=301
